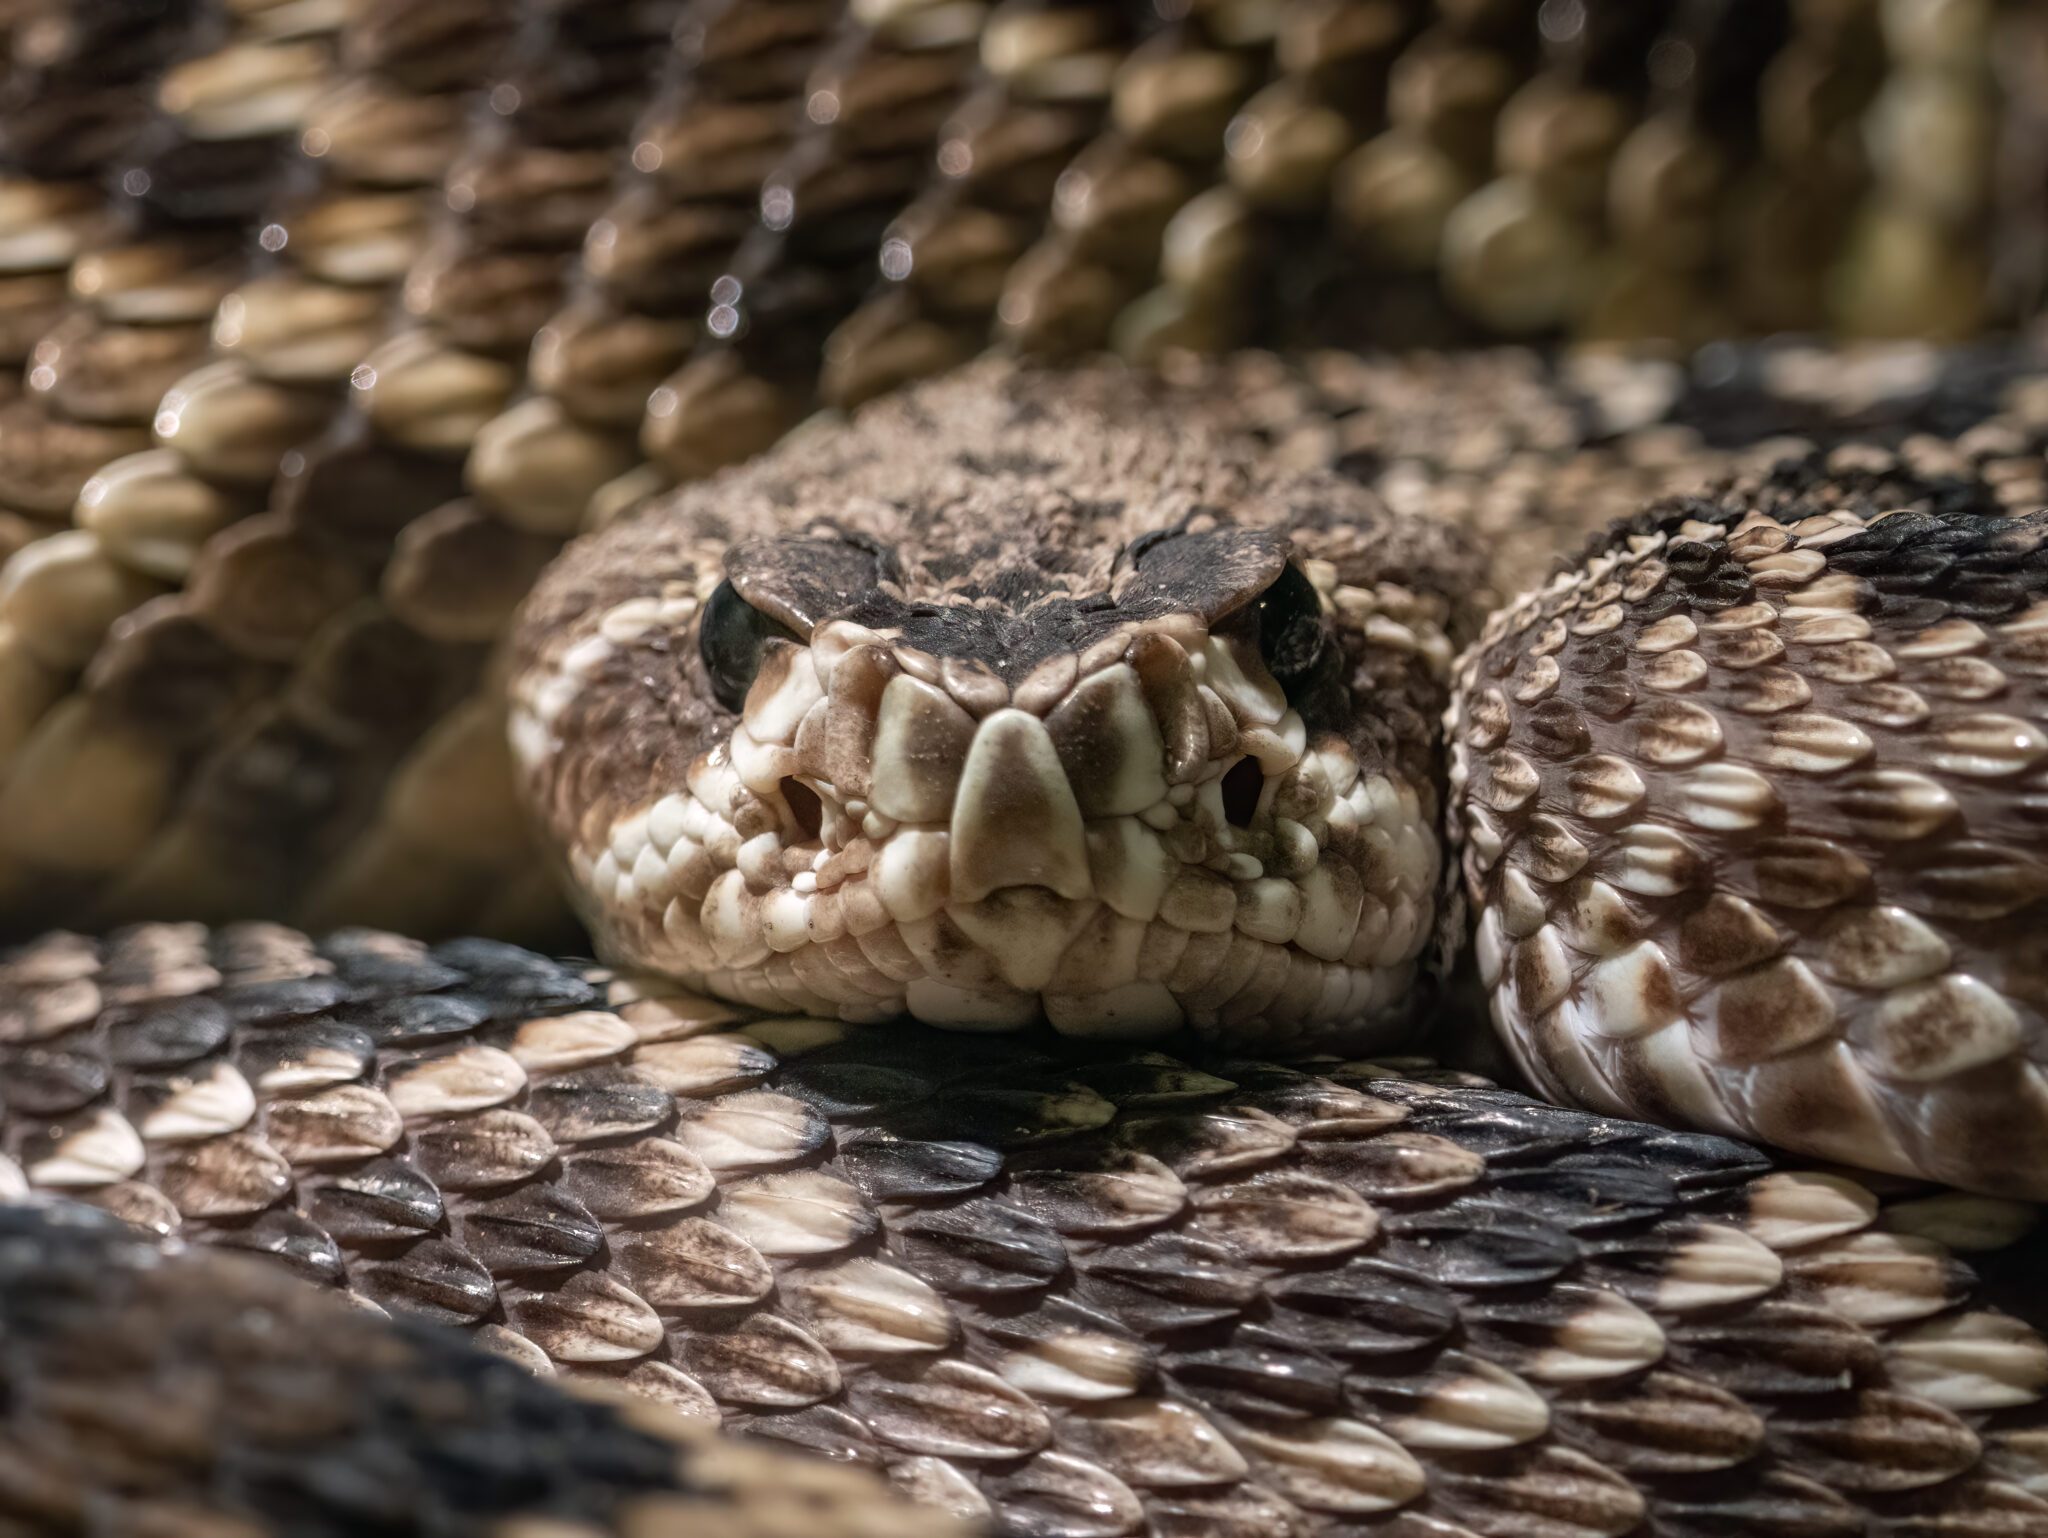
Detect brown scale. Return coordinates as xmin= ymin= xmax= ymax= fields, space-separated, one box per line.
xmin=0 ymin=0 xmax=208 ymax=403
xmin=1997 ymin=5 xmax=2048 ymax=326
xmin=635 ymin=4 xmax=997 ymax=483
xmin=815 ymin=4 xmax=1138 ymax=412
xmin=977 ymin=5 xmax=1265 ymax=365
xmin=0 ymin=0 xmax=344 ymax=526
xmin=0 ymin=0 xmax=682 ymax=944
xmin=1450 ymin=430 xmax=2048 ymax=1200
xmin=1318 ymin=0 xmax=1544 ymax=343
xmin=0 ymin=922 xmax=2041 ymax=1533
xmin=0 ymin=1197 xmax=963 ymax=1536
xmin=147 ymin=0 xmax=810 ymax=945
xmin=135 ymin=0 xmax=682 ymax=937
xmin=0 ymin=0 xmax=372 ymax=929
xmin=1110 ymin=0 xmax=1439 ymax=356
xmin=1439 ymin=0 xmax=1775 ymax=345
xmin=500 ymin=0 xmax=855 ymax=516
xmin=0 ymin=0 xmax=514 ymax=917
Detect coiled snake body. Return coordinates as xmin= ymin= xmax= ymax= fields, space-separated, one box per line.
xmin=0 ymin=0 xmax=2044 ymax=1532
xmin=2 ymin=355 xmax=2045 ymax=1537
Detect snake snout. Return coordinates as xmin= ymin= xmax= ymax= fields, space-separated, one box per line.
xmin=559 ymin=600 xmax=1445 ymax=1050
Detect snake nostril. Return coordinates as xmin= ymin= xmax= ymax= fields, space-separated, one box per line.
xmin=1220 ymin=756 xmax=1263 ymax=828
xmin=781 ymin=777 xmax=823 ymax=841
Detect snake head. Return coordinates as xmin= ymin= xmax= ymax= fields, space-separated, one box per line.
xmin=510 ymin=359 xmax=1480 ymax=1051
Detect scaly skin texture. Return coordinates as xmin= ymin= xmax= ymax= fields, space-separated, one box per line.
xmin=0 ymin=1200 xmax=966 ymax=1537
xmin=9 ymin=359 xmax=2048 ymax=1532
xmin=1451 ymin=449 xmax=2048 ymax=1200
xmin=0 ymin=1 xmax=2040 ymax=1531
xmin=0 ymin=924 xmax=2044 ymax=1537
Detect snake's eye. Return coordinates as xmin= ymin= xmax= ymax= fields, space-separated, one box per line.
xmin=1253 ymin=561 xmax=1326 ymax=692
xmin=700 ymin=579 xmax=799 ymax=712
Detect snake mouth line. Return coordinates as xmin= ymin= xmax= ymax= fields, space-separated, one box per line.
xmin=518 ymin=570 xmax=1451 ymax=1048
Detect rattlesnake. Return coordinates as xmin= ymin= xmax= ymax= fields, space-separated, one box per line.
xmin=0 ymin=0 xmax=2045 ymax=1534
xmin=4 ymin=354 xmax=2046 ymax=1537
